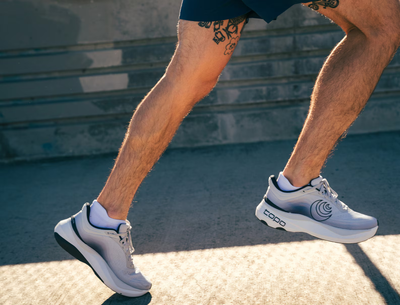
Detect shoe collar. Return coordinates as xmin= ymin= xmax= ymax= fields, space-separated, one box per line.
xmin=84 ymin=202 xmax=126 ymax=234
xmin=269 ymin=175 xmax=313 ymax=193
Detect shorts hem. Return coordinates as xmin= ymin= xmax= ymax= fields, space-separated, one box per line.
xmin=179 ymin=9 xmax=253 ymax=22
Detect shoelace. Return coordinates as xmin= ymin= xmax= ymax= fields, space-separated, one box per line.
xmin=316 ymin=178 xmax=348 ymax=211
xmin=116 ymin=227 xmax=136 ymax=269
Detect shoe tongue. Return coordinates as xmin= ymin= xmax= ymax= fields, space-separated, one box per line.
xmin=310 ymin=176 xmax=323 ymax=186
xmin=117 ymin=222 xmax=129 ymax=233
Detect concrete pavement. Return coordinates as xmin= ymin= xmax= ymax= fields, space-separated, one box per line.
xmin=1 ymin=131 xmax=400 ymax=304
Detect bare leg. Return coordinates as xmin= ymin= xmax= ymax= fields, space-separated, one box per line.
xmin=97 ymin=18 xmax=247 ymax=219
xmin=283 ymin=0 xmax=400 ymax=186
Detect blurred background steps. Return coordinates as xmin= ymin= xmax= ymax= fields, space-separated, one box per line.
xmin=0 ymin=1 xmax=399 ymax=161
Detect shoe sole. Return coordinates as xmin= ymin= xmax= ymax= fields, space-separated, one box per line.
xmin=255 ymin=200 xmax=378 ymax=244
xmin=54 ymin=218 xmax=150 ymax=297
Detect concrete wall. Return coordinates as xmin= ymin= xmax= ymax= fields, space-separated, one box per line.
xmin=1 ymin=0 xmax=399 ymax=161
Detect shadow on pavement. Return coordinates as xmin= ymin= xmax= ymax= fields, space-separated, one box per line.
xmin=345 ymin=244 xmax=400 ymax=304
xmin=102 ymin=292 xmax=152 ymax=305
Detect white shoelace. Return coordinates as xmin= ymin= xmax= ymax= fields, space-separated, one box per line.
xmin=115 ymin=228 xmax=136 ymax=269
xmin=316 ymin=178 xmax=348 ymax=211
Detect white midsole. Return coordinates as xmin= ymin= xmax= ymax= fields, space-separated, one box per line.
xmin=255 ymin=200 xmax=378 ymax=244
xmin=54 ymin=218 xmax=149 ymax=297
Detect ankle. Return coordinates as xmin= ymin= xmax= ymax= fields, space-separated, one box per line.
xmin=106 ymin=210 xmax=127 ymax=221
xmin=282 ymin=169 xmax=318 ymax=187
xmin=97 ymin=194 xmax=128 ymax=220
xmin=90 ymin=200 xmax=126 ymax=230
xmin=277 ymin=172 xmax=299 ymax=191
xmin=101 ymin=205 xmax=127 ymax=221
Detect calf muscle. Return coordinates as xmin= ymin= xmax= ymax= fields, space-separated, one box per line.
xmin=97 ymin=19 xmax=246 ymax=218
xmin=283 ymin=0 xmax=400 ymax=187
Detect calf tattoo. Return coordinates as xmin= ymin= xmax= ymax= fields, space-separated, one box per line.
xmin=198 ymin=15 xmax=247 ymax=55
xmin=308 ymin=0 xmax=339 ymax=10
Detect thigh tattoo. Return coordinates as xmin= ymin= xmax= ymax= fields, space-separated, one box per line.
xmin=308 ymin=0 xmax=339 ymax=10
xmin=198 ymin=15 xmax=247 ymax=56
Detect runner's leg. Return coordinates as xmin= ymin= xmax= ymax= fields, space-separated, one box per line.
xmin=97 ymin=17 xmax=248 ymax=219
xmin=283 ymin=0 xmax=400 ymax=186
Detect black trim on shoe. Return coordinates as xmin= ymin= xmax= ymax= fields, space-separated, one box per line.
xmin=54 ymin=232 xmax=104 ymax=283
xmin=71 ymin=215 xmax=85 ymax=243
xmin=255 ymin=215 xmax=287 ymax=232
xmin=270 ymin=175 xmax=312 ymax=193
xmin=85 ymin=203 xmax=119 ymax=233
xmin=116 ymin=223 xmax=125 ymax=233
xmin=264 ymin=197 xmax=289 ymax=212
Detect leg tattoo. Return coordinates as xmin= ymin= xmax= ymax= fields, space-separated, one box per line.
xmin=223 ymin=16 xmax=246 ymax=39
xmin=308 ymin=0 xmax=339 ymax=10
xmin=224 ymin=37 xmax=240 ymax=56
xmin=198 ymin=15 xmax=247 ymax=55
xmin=198 ymin=21 xmax=212 ymax=28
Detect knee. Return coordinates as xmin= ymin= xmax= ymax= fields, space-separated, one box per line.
xmin=374 ymin=31 xmax=400 ymax=60
xmin=389 ymin=25 xmax=400 ymax=50
xmin=166 ymin=56 xmax=220 ymax=86
xmin=360 ymin=13 xmax=400 ymax=53
xmin=165 ymin=64 xmax=219 ymax=101
xmin=164 ymin=47 xmax=221 ymax=99
xmin=346 ymin=25 xmax=399 ymax=62
xmin=375 ymin=24 xmax=400 ymax=52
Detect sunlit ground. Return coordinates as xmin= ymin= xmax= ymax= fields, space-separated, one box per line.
xmin=1 ymin=235 xmax=399 ymax=305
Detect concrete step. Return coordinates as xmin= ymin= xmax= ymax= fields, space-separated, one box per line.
xmin=1 ymin=95 xmax=399 ymax=161
xmin=2 ymin=70 xmax=400 ymax=126
xmin=1 ymin=51 xmax=400 ymax=102
xmin=1 ymin=4 xmax=400 ymax=161
xmin=0 ymin=29 xmax=348 ymax=101
xmin=0 ymin=28 xmax=343 ymax=78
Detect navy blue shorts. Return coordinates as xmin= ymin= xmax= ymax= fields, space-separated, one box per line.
xmin=179 ymin=0 xmax=305 ymax=23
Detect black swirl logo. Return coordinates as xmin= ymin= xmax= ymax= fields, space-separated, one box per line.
xmin=310 ymin=200 xmax=332 ymax=222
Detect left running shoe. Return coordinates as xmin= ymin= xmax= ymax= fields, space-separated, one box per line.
xmin=54 ymin=203 xmax=151 ymax=297
xmin=255 ymin=175 xmax=378 ymax=243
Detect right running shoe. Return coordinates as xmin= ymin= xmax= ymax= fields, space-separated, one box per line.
xmin=54 ymin=203 xmax=151 ymax=297
xmin=255 ymin=175 xmax=378 ymax=243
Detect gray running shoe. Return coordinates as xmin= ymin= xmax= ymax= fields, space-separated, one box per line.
xmin=255 ymin=175 xmax=378 ymax=243
xmin=54 ymin=203 xmax=151 ymax=297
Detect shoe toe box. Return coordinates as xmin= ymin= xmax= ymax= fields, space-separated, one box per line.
xmin=125 ymin=269 xmax=152 ymax=290
xmin=337 ymin=209 xmax=378 ymax=230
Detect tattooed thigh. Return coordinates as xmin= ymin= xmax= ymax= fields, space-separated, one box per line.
xmin=307 ymin=0 xmax=339 ymax=11
xmin=197 ymin=15 xmax=247 ymax=56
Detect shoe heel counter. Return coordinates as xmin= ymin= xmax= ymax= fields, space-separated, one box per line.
xmin=264 ymin=176 xmax=276 ymax=199
xmin=265 ymin=178 xmax=295 ymax=212
xmin=266 ymin=176 xmax=281 ymax=203
xmin=73 ymin=204 xmax=91 ymax=242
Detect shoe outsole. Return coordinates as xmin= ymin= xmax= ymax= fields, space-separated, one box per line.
xmin=255 ymin=200 xmax=378 ymax=244
xmin=54 ymin=218 xmax=150 ymax=297
xmin=257 ymin=218 xmax=287 ymax=231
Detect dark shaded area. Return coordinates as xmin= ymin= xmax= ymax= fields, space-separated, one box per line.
xmin=1 ymin=131 xmax=400 ymax=267
xmin=0 ymin=0 xmax=93 ymax=159
xmin=345 ymin=244 xmax=400 ymax=304
xmin=0 ymin=0 xmax=81 ymax=50
xmin=102 ymin=292 xmax=152 ymax=305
